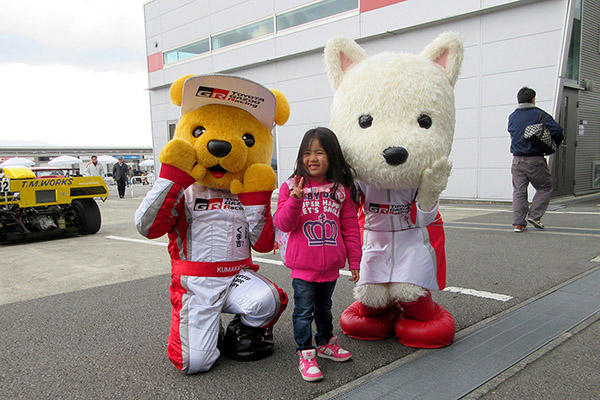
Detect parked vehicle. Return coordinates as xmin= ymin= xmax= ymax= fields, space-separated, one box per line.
xmin=0 ymin=166 xmax=108 ymax=243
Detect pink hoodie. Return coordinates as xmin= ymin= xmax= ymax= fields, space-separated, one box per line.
xmin=274 ymin=179 xmax=362 ymax=283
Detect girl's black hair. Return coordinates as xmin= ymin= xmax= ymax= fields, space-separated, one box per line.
xmin=291 ymin=127 xmax=358 ymax=204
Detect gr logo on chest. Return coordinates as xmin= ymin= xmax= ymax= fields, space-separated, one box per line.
xmin=193 ymin=198 xmax=243 ymax=211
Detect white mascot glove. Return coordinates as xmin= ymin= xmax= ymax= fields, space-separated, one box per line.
xmin=417 ymin=157 xmax=452 ymax=212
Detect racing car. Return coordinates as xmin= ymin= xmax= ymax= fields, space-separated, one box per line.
xmin=0 ymin=166 xmax=108 ymax=243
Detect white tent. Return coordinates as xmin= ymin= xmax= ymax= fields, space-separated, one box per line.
xmin=0 ymin=157 xmax=35 ymax=167
xmin=97 ymin=155 xmax=118 ymax=164
xmin=48 ymin=155 xmax=81 ymax=167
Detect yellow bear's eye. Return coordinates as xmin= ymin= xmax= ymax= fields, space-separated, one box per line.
xmin=193 ymin=126 xmax=206 ymax=138
xmin=242 ymin=133 xmax=255 ymax=147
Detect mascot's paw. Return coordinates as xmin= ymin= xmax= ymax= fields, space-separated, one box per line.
xmin=417 ymin=157 xmax=452 ymax=211
xmin=340 ymin=301 xmax=398 ymax=341
xmin=159 ymin=139 xmax=206 ymax=180
xmin=230 ymin=164 xmax=276 ymax=194
xmin=393 ymin=292 xmax=455 ymax=348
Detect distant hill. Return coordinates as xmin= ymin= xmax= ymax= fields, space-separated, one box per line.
xmin=0 ymin=140 xmax=55 ymax=147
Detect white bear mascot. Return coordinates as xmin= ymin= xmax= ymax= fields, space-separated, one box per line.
xmin=325 ymin=33 xmax=463 ymax=348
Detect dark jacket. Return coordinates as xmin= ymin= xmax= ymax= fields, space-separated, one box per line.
xmin=508 ymin=104 xmax=564 ymax=156
xmin=112 ymin=162 xmax=130 ymax=181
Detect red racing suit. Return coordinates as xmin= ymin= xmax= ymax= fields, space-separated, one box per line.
xmin=135 ymin=164 xmax=287 ymax=373
xmin=356 ymin=181 xmax=447 ymax=291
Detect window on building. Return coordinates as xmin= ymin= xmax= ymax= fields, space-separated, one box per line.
xmin=161 ymin=0 xmax=359 ymax=66
xmin=566 ymin=0 xmax=581 ymax=82
xmin=276 ymin=0 xmax=358 ymax=31
xmin=168 ymin=121 xmax=177 ymax=140
xmin=211 ymin=18 xmax=274 ymax=50
xmin=163 ymin=38 xmax=210 ymax=65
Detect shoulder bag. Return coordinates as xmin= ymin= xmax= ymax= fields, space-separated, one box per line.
xmin=523 ymin=111 xmax=557 ymax=155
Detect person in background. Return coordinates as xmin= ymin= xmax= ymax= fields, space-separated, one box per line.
xmin=83 ymin=155 xmax=105 ymax=177
xmin=112 ymin=156 xmax=130 ymax=198
xmin=274 ymin=127 xmax=361 ymax=382
xmin=508 ymin=87 xmax=564 ymax=232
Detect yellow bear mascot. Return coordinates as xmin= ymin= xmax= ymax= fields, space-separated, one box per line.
xmin=135 ymin=74 xmax=289 ymax=374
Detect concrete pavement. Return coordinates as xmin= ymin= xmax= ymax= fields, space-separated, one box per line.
xmin=1 ymin=184 xmax=598 ymax=399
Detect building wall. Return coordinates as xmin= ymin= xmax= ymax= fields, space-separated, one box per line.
xmin=575 ymin=0 xmax=600 ymax=194
xmin=144 ymin=0 xmax=570 ymax=201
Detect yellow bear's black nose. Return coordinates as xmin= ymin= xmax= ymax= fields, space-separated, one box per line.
xmin=207 ymin=140 xmax=232 ymax=157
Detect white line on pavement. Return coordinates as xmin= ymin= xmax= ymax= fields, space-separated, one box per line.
xmin=440 ymin=206 xmax=600 ymax=216
xmin=253 ymin=256 xmax=283 ymax=266
xmin=105 ymin=235 xmax=513 ymax=302
xmin=448 ymin=220 xmax=600 ymax=232
xmin=446 ymin=224 xmax=600 ymax=237
xmin=443 ymin=287 xmax=513 ymax=302
xmin=105 ymin=235 xmax=168 ymax=246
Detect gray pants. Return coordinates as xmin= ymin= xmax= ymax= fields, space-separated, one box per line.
xmin=511 ymin=156 xmax=552 ymax=226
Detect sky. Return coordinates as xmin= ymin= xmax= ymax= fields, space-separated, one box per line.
xmin=0 ymin=0 xmax=152 ymax=147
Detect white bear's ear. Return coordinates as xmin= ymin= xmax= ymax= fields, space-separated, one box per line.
xmin=421 ymin=32 xmax=464 ymax=87
xmin=324 ymin=37 xmax=367 ymax=91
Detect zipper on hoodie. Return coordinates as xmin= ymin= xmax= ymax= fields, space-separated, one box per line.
xmin=310 ymin=186 xmax=327 ymax=274
xmin=307 ymin=184 xmax=327 ymax=275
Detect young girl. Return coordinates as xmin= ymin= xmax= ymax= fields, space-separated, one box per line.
xmin=274 ymin=127 xmax=361 ymax=382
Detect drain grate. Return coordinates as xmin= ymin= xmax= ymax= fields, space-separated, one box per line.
xmin=329 ymin=269 xmax=600 ymax=400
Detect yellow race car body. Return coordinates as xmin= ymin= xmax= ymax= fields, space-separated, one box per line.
xmin=0 ymin=166 xmax=109 ymax=243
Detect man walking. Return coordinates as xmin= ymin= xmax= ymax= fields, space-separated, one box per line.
xmin=508 ymin=87 xmax=563 ymax=232
xmin=112 ymin=156 xmax=130 ymax=199
xmin=83 ymin=155 xmax=105 ymax=177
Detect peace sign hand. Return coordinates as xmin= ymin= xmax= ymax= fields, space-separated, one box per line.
xmin=290 ymin=176 xmax=304 ymax=199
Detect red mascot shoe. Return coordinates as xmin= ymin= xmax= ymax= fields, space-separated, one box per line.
xmin=340 ymin=301 xmax=397 ymax=340
xmin=394 ymin=291 xmax=455 ymax=348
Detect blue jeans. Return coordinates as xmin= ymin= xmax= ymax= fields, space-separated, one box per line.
xmin=292 ymin=278 xmax=337 ymax=351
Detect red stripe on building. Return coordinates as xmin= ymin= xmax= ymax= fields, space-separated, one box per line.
xmin=147 ymin=52 xmax=163 ymax=72
xmin=360 ymin=0 xmax=407 ymax=12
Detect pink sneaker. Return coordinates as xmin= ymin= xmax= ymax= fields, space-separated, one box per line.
xmin=298 ymin=349 xmax=323 ymax=382
xmin=317 ymin=336 xmax=352 ymax=362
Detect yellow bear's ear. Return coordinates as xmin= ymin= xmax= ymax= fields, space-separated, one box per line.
xmin=271 ymin=89 xmax=290 ymax=126
xmin=169 ymin=75 xmax=194 ymax=107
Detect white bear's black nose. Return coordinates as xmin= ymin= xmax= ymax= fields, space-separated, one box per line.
xmin=207 ymin=140 xmax=232 ymax=157
xmin=383 ymin=147 xmax=408 ymax=165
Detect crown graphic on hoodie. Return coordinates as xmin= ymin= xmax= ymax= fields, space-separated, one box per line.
xmin=302 ymin=213 xmax=338 ymax=246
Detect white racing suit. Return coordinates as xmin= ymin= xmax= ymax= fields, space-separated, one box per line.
xmin=135 ymin=164 xmax=287 ymax=373
xmin=356 ymin=181 xmax=446 ymax=291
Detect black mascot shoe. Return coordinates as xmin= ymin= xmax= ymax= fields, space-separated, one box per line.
xmin=222 ymin=315 xmax=274 ymax=361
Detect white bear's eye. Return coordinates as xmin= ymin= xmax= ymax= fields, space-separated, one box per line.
xmin=417 ymin=114 xmax=432 ymax=129
xmin=358 ymin=114 xmax=373 ymax=129
xmin=193 ymin=126 xmax=206 ymax=138
xmin=242 ymin=133 xmax=255 ymax=147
